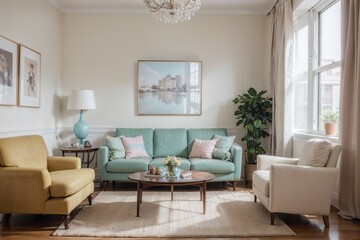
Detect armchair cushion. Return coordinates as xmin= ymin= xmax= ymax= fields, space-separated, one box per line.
xmin=252 ymin=170 xmax=270 ymax=197
xmin=298 ymin=139 xmax=332 ymax=167
xmin=49 ymin=169 xmax=94 ymax=198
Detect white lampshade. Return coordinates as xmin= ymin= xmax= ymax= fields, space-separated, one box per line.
xmin=67 ymin=90 xmax=96 ymax=110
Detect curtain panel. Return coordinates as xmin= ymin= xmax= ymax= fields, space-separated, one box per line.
xmin=339 ymin=0 xmax=360 ymax=219
xmin=268 ymin=0 xmax=294 ymax=157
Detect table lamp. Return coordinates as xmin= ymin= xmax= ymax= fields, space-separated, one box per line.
xmin=67 ymin=89 xmax=96 ymax=144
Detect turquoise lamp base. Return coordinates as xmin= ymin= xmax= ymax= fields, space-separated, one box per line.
xmin=73 ymin=111 xmax=89 ymax=144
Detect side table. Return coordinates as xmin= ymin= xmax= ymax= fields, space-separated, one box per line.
xmin=59 ymin=146 xmax=99 ymax=168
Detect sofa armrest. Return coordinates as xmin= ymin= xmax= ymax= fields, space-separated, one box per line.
xmin=230 ymin=143 xmax=243 ymax=181
xmin=47 ymin=156 xmax=81 ymax=171
xmin=257 ymin=155 xmax=299 ymax=170
xmin=0 ymin=167 xmax=51 ymax=213
xmin=99 ymin=145 xmax=110 ymax=179
xmin=269 ymin=164 xmax=338 ymax=215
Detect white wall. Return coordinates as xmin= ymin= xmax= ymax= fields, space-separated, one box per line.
xmin=61 ymin=13 xmax=268 ymax=145
xmin=0 ymin=0 xmax=62 ymax=153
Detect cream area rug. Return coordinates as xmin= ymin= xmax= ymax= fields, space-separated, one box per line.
xmin=53 ymin=191 xmax=295 ymax=238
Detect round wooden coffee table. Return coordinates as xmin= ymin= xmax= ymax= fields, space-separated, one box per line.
xmin=128 ymin=171 xmax=215 ymax=217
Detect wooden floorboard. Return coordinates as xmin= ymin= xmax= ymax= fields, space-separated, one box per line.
xmin=1 ymin=182 xmax=360 ymax=240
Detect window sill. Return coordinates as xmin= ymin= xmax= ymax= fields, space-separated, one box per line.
xmin=293 ymin=132 xmax=339 ymax=143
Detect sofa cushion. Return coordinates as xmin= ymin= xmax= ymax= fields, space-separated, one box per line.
xmin=189 ymin=158 xmax=234 ymax=173
xmin=187 ymin=128 xmax=227 ymax=156
xmin=121 ymin=136 xmax=149 ymax=159
xmin=0 ymin=135 xmax=48 ymax=169
xmin=252 ymin=170 xmax=270 ymax=197
xmin=153 ymin=129 xmax=187 ymax=158
xmin=106 ymin=158 xmax=152 ymax=173
xmin=150 ymin=157 xmax=191 ymax=171
xmin=105 ymin=135 xmax=125 ymax=160
xmin=115 ymin=128 xmax=153 ymax=157
xmin=49 ymin=169 xmax=95 ymax=198
xmin=189 ymin=139 xmax=217 ymax=159
xmin=212 ymin=134 xmax=235 ymax=160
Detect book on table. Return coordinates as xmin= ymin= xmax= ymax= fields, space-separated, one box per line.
xmin=180 ymin=171 xmax=192 ymax=178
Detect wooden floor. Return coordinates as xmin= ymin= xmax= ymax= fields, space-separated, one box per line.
xmin=1 ymin=182 xmax=360 ymax=240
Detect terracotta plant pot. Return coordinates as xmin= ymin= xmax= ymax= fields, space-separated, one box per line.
xmin=324 ymin=123 xmax=337 ymax=136
xmin=244 ymin=164 xmax=257 ymax=186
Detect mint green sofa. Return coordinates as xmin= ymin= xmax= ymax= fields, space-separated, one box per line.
xmin=99 ymin=128 xmax=243 ymax=190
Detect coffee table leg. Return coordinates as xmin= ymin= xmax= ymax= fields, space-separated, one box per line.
xmin=140 ymin=182 xmax=143 ymax=204
xmin=136 ymin=182 xmax=140 ymax=217
xmin=203 ymin=182 xmax=206 ymax=214
xmin=199 ymin=185 xmax=203 ymax=201
xmin=171 ymin=185 xmax=174 ymax=201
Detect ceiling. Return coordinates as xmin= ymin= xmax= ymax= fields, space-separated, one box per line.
xmin=48 ymin=0 xmax=278 ymax=15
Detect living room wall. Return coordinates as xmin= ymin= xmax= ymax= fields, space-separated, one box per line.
xmin=0 ymin=0 xmax=62 ymax=152
xmin=61 ymin=13 xmax=268 ymax=146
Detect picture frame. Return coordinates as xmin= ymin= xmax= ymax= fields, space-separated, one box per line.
xmin=0 ymin=35 xmax=18 ymax=106
xmin=138 ymin=60 xmax=202 ymax=115
xmin=19 ymin=45 xmax=41 ymax=108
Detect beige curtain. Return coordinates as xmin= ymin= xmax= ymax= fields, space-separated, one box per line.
xmin=268 ymin=0 xmax=293 ymax=157
xmin=339 ymin=0 xmax=360 ymax=219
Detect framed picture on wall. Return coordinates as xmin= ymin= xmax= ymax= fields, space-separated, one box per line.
xmin=137 ymin=60 xmax=202 ymax=115
xmin=0 ymin=35 xmax=18 ymax=106
xmin=19 ymin=45 xmax=41 ymax=108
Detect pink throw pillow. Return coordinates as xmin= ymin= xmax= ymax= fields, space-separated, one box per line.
xmin=189 ymin=139 xmax=218 ymax=159
xmin=120 ymin=135 xmax=149 ymax=159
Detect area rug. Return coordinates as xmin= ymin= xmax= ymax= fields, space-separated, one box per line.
xmin=52 ymin=191 xmax=295 ymax=238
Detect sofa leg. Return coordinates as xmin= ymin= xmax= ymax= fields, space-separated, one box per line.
xmin=112 ymin=181 xmax=116 ymax=189
xmin=323 ymin=215 xmax=329 ymax=227
xmin=62 ymin=215 xmax=70 ymax=229
xmin=232 ymin=181 xmax=237 ymax=191
xmin=87 ymin=194 xmax=93 ymax=205
xmin=270 ymin=213 xmax=275 ymax=225
xmin=103 ymin=181 xmax=109 ymax=191
xmin=254 ymin=195 xmax=257 ymax=202
xmin=222 ymin=181 xmax=226 ymax=188
xmin=1 ymin=213 xmax=11 ymax=223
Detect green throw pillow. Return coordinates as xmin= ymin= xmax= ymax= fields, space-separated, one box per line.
xmin=212 ymin=134 xmax=235 ymax=160
xmin=105 ymin=135 xmax=125 ymax=160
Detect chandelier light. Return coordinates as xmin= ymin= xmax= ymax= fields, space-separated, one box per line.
xmin=144 ymin=0 xmax=201 ymax=24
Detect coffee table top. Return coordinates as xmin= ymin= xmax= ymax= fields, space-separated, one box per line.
xmin=128 ymin=171 xmax=215 ymax=184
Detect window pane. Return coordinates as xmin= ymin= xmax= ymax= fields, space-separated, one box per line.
xmin=318 ymin=67 xmax=340 ymax=131
xmin=294 ymin=24 xmax=308 ymax=130
xmin=319 ymin=1 xmax=341 ymax=66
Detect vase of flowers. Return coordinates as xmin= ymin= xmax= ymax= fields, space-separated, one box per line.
xmin=163 ymin=156 xmax=181 ymax=178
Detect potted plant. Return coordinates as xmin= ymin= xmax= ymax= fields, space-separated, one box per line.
xmin=233 ymin=88 xmax=272 ymax=184
xmin=321 ymin=110 xmax=339 ymax=136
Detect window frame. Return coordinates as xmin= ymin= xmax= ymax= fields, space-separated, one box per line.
xmin=293 ymin=0 xmax=341 ymax=136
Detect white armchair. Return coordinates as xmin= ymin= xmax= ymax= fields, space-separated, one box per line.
xmin=252 ymin=142 xmax=341 ymax=227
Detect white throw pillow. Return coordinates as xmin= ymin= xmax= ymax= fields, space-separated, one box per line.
xmin=298 ymin=139 xmax=332 ymax=167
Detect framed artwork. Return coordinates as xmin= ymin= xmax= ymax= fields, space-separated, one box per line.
xmin=0 ymin=35 xmax=18 ymax=106
xmin=19 ymin=45 xmax=41 ymax=108
xmin=138 ymin=60 xmax=202 ymax=115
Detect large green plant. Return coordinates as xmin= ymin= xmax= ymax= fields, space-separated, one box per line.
xmin=233 ymin=88 xmax=272 ymax=164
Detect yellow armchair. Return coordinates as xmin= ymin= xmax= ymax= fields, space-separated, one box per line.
xmin=0 ymin=135 xmax=94 ymax=229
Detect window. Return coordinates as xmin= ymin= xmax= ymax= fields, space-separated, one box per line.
xmin=293 ymin=0 xmax=341 ymax=135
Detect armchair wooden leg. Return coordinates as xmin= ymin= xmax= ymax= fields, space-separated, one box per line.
xmin=103 ymin=181 xmax=109 ymax=191
xmin=62 ymin=215 xmax=70 ymax=229
xmin=270 ymin=213 xmax=275 ymax=225
xmin=254 ymin=195 xmax=257 ymax=202
xmin=232 ymin=181 xmax=237 ymax=191
xmin=323 ymin=215 xmax=329 ymax=227
xmin=1 ymin=213 xmax=11 ymax=223
xmin=87 ymin=194 xmax=93 ymax=205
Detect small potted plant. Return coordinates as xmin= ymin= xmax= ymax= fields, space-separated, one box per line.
xmin=321 ymin=110 xmax=339 ymax=136
xmin=233 ymin=88 xmax=272 ymax=184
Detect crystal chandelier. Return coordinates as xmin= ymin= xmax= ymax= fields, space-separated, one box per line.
xmin=144 ymin=0 xmax=201 ymax=24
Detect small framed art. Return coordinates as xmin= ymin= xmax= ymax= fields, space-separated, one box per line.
xmin=0 ymin=35 xmax=18 ymax=106
xmin=138 ymin=60 xmax=202 ymax=115
xmin=19 ymin=45 xmax=41 ymax=108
